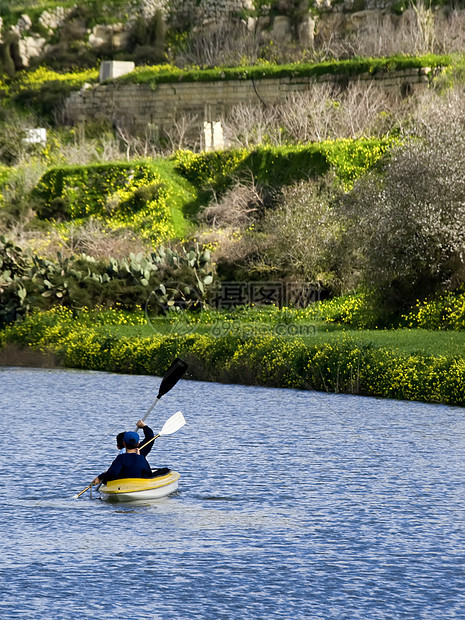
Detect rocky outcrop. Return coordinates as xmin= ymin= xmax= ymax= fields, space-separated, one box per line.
xmin=18 ymin=35 xmax=47 ymax=67
xmin=38 ymin=6 xmax=71 ymax=34
xmin=88 ymin=24 xmax=131 ymax=51
xmin=0 ymin=1 xmax=454 ymax=71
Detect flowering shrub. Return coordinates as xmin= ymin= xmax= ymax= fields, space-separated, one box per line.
xmin=290 ymin=291 xmax=465 ymax=331
xmin=3 ymin=307 xmax=465 ymax=405
xmin=401 ymin=292 xmax=465 ymax=330
xmin=13 ymin=67 xmax=98 ymax=90
xmin=320 ymin=138 xmax=396 ymax=189
xmin=34 ymin=161 xmax=180 ymax=240
xmin=9 ymin=67 xmax=99 ymax=119
xmin=173 ymin=140 xmax=391 ymax=194
xmin=173 ymin=149 xmax=249 ymax=192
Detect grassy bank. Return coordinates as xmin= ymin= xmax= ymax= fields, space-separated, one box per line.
xmin=2 ymin=306 xmax=465 ymax=406
xmin=114 ymin=55 xmax=452 ymax=86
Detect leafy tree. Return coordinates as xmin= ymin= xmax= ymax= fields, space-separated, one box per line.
xmin=339 ymin=93 xmax=465 ymax=315
xmin=256 ymin=176 xmax=343 ymax=287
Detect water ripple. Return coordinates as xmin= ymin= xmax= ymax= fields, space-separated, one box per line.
xmin=1 ymin=368 xmax=465 ymax=618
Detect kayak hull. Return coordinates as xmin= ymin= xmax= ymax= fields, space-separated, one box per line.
xmin=98 ymin=471 xmax=180 ymax=502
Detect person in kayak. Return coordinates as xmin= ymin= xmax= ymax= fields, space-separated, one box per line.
xmin=116 ymin=419 xmax=154 ymax=456
xmin=92 ymin=431 xmax=152 ymax=485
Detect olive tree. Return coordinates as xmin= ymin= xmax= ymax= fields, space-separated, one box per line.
xmin=254 ymin=176 xmax=343 ymax=286
xmin=339 ymin=92 xmax=465 ymax=312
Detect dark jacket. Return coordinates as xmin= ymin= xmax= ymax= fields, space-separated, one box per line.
xmin=99 ymin=452 xmax=152 ymax=483
xmin=139 ymin=425 xmax=155 ymax=457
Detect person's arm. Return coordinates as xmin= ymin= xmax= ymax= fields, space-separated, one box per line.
xmin=137 ymin=420 xmax=155 ymax=457
xmin=140 ymin=426 xmax=155 ymax=457
xmin=141 ymin=455 xmax=153 ymax=478
xmin=93 ymin=455 xmax=123 ymax=485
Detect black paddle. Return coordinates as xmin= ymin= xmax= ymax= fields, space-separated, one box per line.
xmin=134 ymin=357 xmax=188 ymax=430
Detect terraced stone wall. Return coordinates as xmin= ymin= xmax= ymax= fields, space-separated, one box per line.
xmin=66 ymin=66 xmax=432 ymax=147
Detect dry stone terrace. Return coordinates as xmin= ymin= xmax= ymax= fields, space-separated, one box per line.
xmin=66 ymin=65 xmax=432 ymax=148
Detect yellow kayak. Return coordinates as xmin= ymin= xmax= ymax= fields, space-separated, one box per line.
xmin=98 ymin=471 xmax=180 ymax=502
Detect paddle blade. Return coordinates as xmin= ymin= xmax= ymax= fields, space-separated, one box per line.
xmin=159 ymin=411 xmax=186 ymax=436
xmin=157 ymin=358 xmax=188 ymax=399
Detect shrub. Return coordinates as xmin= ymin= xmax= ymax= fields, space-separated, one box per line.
xmin=173 ymin=140 xmax=391 ymax=196
xmin=338 ymin=91 xmax=465 ymax=314
xmin=9 ymin=67 xmax=98 ymax=120
xmin=249 ymin=176 xmax=343 ymax=286
xmin=401 ymin=291 xmax=465 ymax=330
xmin=33 ymin=161 xmax=185 ymax=240
xmin=3 ymin=307 xmax=465 ymax=405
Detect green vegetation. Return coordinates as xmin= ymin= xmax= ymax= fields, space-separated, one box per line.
xmin=114 ymin=55 xmax=452 ymax=85
xmin=33 ymin=159 xmax=197 ymax=239
xmin=3 ymin=305 xmax=465 ymax=405
xmin=0 ymin=235 xmax=214 ymax=328
xmin=173 ymin=139 xmax=392 ymax=193
xmin=401 ymin=292 xmax=465 ymax=330
xmin=0 ymin=12 xmax=465 ymax=405
xmin=293 ymin=291 xmax=465 ymax=332
xmin=0 ymin=139 xmax=390 ymax=256
xmin=0 ymin=67 xmax=99 ymax=119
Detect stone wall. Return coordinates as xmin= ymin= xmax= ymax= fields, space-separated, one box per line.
xmin=66 ymin=66 xmax=432 ymax=147
xmin=1 ymin=2 xmax=458 ymax=70
xmin=168 ymin=0 xmax=251 ymax=22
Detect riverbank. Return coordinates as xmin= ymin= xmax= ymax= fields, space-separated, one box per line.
xmin=2 ymin=306 xmax=465 ymax=406
xmin=0 ymin=343 xmax=59 ymax=368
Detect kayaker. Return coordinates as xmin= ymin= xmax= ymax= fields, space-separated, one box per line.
xmin=116 ymin=419 xmax=155 ymax=456
xmin=92 ymin=431 xmax=153 ymax=485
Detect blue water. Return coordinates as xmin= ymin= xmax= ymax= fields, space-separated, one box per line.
xmin=1 ymin=366 xmax=465 ymax=619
